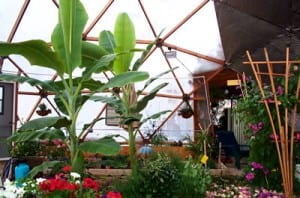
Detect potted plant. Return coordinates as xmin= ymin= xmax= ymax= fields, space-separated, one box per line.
xmin=178 ymin=104 xmax=194 ymax=119
xmin=178 ymin=94 xmax=194 ymax=119
xmin=36 ymin=103 xmax=51 ymax=116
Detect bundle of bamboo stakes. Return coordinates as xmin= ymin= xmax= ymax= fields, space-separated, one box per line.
xmin=244 ymin=48 xmax=300 ymax=197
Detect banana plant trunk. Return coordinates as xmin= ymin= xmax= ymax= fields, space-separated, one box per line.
xmin=128 ymin=124 xmax=137 ymax=171
xmin=70 ymin=137 xmax=84 ymax=174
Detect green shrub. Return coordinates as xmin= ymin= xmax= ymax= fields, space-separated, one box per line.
xmin=179 ymin=156 xmax=212 ymax=197
xmin=115 ymin=152 xmax=214 ymax=197
xmin=115 ymin=153 xmax=182 ymax=198
xmin=138 ymin=153 xmax=181 ymax=197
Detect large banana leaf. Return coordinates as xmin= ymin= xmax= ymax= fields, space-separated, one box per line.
xmin=113 ymin=12 xmax=136 ymax=74
xmin=26 ymin=161 xmax=61 ymax=179
xmin=82 ymin=54 xmax=116 ymax=81
xmin=132 ymin=30 xmax=163 ymax=71
xmin=140 ymin=110 xmax=171 ymax=125
xmin=99 ymin=30 xmax=116 ymax=53
xmin=120 ymin=115 xmax=142 ymax=125
xmin=99 ymin=71 xmax=149 ymax=91
xmin=79 ymin=136 xmax=120 ymax=155
xmin=19 ymin=116 xmax=70 ymax=131
xmin=134 ymin=82 xmax=168 ymax=112
xmin=132 ymin=40 xmax=155 ymax=71
xmin=0 ymin=74 xmax=59 ymax=93
xmin=51 ymin=77 xmax=104 ymax=92
xmin=90 ymin=95 xmax=125 ymax=115
xmin=51 ymin=0 xmax=88 ymax=72
xmin=7 ymin=129 xmax=65 ymax=142
xmin=80 ymin=41 xmax=108 ymax=68
xmin=53 ymin=91 xmax=89 ymax=115
xmin=138 ymin=67 xmax=177 ymax=94
xmin=0 ymin=40 xmax=64 ymax=75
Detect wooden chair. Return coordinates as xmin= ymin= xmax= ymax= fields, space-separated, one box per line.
xmin=216 ymin=130 xmax=249 ymax=169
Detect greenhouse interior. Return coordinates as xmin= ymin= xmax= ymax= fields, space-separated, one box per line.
xmin=0 ymin=0 xmax=299 ymax=197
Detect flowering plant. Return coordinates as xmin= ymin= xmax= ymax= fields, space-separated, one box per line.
xmin=8 ymin=165 xmax=122 ymax=198
xmin=245 ymin=162 xmax=270 ymax=188
xmin=0 ymin=179 xmax=25 ymax=198
xmin=206 ymin=183 xmax=285 ymax=198
xmin=101 ymin=191 xmax=122 ymax=198
xmin=23 ymin=165 xmax=99 ymax=198
xmin=234 ymin=77 xmax=284 ymax=190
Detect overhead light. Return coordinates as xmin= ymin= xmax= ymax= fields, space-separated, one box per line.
xmin=164 ymin=50 xmax=177 ymax=58
xmin=227 ymin=79 xmax=240 ymax=86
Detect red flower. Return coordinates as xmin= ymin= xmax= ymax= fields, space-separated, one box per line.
xmin=106 ymin=191 xmax=122 ymax=198
xmin=83 ymin=177 xmax=99 ymax=192
xmin=62 ymin=165 xmax=72 ymax=173
xmin=39 ymin=178 xmax=79 ymax=192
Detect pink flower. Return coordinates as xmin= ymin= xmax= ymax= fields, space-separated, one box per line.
xmin=277 ymin=86 xmax=283 ymax=95
xmin=245 ymin=172 xmax=255 ymax=181
xmin=249 ymin=122 xmax=263 ymax=134
xmin=270 ymin=133 xmax=279 ymax=140
xmin=263 ymin=169 xmax=270 ymax=175
xmin=52 ymin=138 xmax=63 ymax=145
xmin=251 ymin=162 xmax=263 ymax=170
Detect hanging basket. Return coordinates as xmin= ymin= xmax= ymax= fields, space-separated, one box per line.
xmin=36 ymin=109 xmax=51 ymax=116
xmin=178 ymin=98 xmax=194 ymax=119
xmin=179 ymin=111 xmax=193 ymax=119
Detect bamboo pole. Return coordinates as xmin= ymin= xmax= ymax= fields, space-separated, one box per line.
xmin=244 ymin=48 xmax=297 ymax=197
xmin=264 ymin=49 xmax=289 ymax=196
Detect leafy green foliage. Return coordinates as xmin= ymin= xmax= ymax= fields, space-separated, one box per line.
xmin=180 ymin=156 xmax=212 ymax=197
xmin=115 ymin=153 xmax=182 ymax=198
xmin=114 ymin=153 xmax=213 ymax=197
xmin=150 ymin=133 xmax=168 ymax=146
xmin=78 ymin=137 xmax=121 ymax=155
xmin=26 ymin=161 xmax=61 ymax=179
xmin=51 ymin=0 xmax=88 ymax=72
xmin=0 ymin=0 xmax=170 ymax=175
xmin=113 ymin=12 xmax=136 ymax=74
xmin=0 ymin=0 xmax=140 ymax=175
xmin=10 ymin=141 xmax=44 ymax=158
xmin=0 ymin=40 xmax=64 ymax=74
xmin=234 ymin=76 xmax=300 ymax=191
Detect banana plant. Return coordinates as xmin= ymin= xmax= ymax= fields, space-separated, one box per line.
xmin=0 ymin=0 xmax=149 ymax=174
xmin=92 ymin=13 xmax=175 ymax=170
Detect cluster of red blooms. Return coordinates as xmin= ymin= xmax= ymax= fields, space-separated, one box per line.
xmin=39 ymin=165 xmax=99 ymax=197
xmin=37 ymin=165 xmax=122 ymax=198
xmin=101 ymin=191 xmax=122 ymax=198
xmin=39 ymin=175 xmax=79 ymax=192
xmin=83 ymin=177 xmax=99 ymax=192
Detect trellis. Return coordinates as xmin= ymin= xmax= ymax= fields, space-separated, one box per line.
xmin=244 ymin=48 xmax=300 ymax=197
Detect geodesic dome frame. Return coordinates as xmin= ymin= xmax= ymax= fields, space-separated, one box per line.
xmin=2 ymin=0 xmax=298 ymax=142
xmin=1 ymin=0 xmax=224 ymax=142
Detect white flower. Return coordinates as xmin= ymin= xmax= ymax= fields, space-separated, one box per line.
xmin=70 ymin=172 xmax=81 ymax=179
xmin=0 ymin=179 xmax=25 ymax=198
xmin=36 ymin=177 xmax=46 ymax=184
